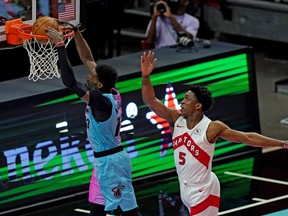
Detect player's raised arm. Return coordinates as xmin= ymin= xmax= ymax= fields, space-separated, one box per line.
xmin=46 ymin=27 xmax=89 ymax=103
xmin=73 ymin=29 xmax=97 ymax=74
xmin=141 ymin=51 xmax=180 ymax=125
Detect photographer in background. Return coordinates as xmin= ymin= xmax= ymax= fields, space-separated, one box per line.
xmin=144 ymin=0 xmax=199 ymax=48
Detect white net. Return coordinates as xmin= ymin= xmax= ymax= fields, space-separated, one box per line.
xmin=22 ymin=34 xmax=74 ymax=82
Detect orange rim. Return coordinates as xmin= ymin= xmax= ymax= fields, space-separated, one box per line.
xmin=18 ymin=25 xmax=74 ymax=40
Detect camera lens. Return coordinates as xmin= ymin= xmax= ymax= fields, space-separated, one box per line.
xmin=179 ymin=37 xmax=194 ymax=47
xmin=157 ymin=3 xmax=166 ymax=14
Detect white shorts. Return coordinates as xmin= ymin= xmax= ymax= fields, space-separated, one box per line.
xmin=179 ymin=172 xmax=220 ymax=216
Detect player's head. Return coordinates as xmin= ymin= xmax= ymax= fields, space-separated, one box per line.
xmin=94 ymin=64 xmax=118 ymax=93
xmin=188 ymin=85 xmax=214 ymax=112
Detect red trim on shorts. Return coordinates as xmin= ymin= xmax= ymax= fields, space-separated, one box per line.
xmin=190 ymin=194 xmax=220 ymax=215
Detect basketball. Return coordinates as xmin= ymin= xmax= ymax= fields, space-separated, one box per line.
xmin=32 ymin=16 xmax=59 ymax=44
xmin=32 ymin=16 xmax=59 ymax=35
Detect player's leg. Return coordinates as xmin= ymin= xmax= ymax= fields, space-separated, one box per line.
xmin=121 ymin=207 xmax=142 ymax=216
xmin=90 ymin=202 xmax=106 ymax=216
xmin=106 ymin=206 xmax=122 ymax=216
xmin=89 ymin=168 xmax=107 ymax=216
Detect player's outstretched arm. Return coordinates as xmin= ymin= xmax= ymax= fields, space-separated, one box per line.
xmin=208 ymin=120 xmax=288 ymax=148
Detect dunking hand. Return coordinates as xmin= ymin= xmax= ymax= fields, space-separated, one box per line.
xmin=46 ymin=27 xmax=64 ymax=45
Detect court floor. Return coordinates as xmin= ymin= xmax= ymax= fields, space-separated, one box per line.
xmin=14 ymin=149 xmax=287 ymax=216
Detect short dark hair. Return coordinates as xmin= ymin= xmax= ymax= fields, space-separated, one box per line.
xmin=189 ymin=85 xmax=214 ymax=112
xmin=96 ymin=64 xmax=118 ymax=92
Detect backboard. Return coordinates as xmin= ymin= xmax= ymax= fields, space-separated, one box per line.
xmin=0 ymin=0 xmax=82 ymax=45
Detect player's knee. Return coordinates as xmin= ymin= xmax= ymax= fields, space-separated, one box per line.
xmin=89 ymin=202 xmax=106 ymax=216
xmin=106 ymin=209 xmax=121 ymax=216
xmin=122 ymin=207 xmax=142 ymax=216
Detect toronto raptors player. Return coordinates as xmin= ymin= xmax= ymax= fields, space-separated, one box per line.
xmin=140 ymin=50 xmax=288 ymax=216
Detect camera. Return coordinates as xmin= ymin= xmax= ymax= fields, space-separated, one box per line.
xmin=149 ymin=0 xmax=180 ymax=15
xmin=177 ymin=31 xmax=194 ymax=47
xmin=179 ymin=36 xmax=194 ymax=47
xmin=156 ymin=2 xmax=166 ymax=15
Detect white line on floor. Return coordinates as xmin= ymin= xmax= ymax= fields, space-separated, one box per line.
xmin=252 ymin=197 xmax=267 ymax=202
xmin=218 ymin=194 xmax=288 ymax=215
xmin=74 ymin=208 xmax=90 ymax=214
xmin=224 ymin=171 xmax=288 ymax=185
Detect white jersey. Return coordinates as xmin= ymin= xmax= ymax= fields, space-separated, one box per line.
xmin=172 ymin=115 xmax=220 ymax=215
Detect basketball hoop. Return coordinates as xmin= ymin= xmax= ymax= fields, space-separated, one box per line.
xmin=17 ymin=25 xmax=74 ymax=82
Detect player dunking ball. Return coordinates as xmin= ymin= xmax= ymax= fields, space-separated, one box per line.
xmin=46 ymin=26 xmax=142 ymax=216
xmin=140 ymin=50 xmax=287 ymax=216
